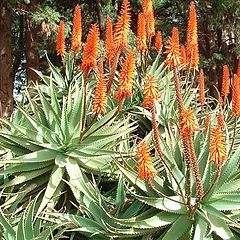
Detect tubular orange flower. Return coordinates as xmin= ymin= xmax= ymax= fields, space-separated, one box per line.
xmin=232 ymin=74 xmax=240 ymax=117
xmin=81 ymin=24 xmax=99 ymax=73
xmin=142 ymin=74 xmax=160 ymax=110
xmin=142 ymin=0 xmax=155 ymax=39
xmin=137 ymin=12 xmax=147 ymax=52
xmin=165 ymin=27 xmax=180 ymax=68
xmin=115 ymin=51 xmax=135 ymax=101
xmin=71 ymin=4 xmax=82 ymax=53
xmin=106 ymin=16 xmax=113 ymax=63
xmin=180 ymin=45 xmax=187 ymax=69
xmin=155 ymin=31 xmax=163 ymax=53
xmin=113 ymin=0 xmax=131 ymax=52
xmin=190 ymin=44 xmax=199 ymax=70
xmin=136 ymin=141 xmax=155 ymax=180
xmin=186 ymin=1 xmax=199 ymax=70
xmin=209 ymin=126 xmax=226 ymax=164
xmin=199 ymin=69 xmax=205 ymax=109
xmin=221 ymin=65 xmax=230 ymax=97
xmin=217 ymin=111 xmax=224 ymax=129
xmin=180 ymin=108 xmax=199 ymax=137
xmin=92 ymin=59 xmax=107 ymax=115
xmin=56 ymin=20 xmax=65 ymax=57
xmin=205 ymin=114 xmax=211 ymax=133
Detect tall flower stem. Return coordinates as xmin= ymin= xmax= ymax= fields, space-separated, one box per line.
xmin=228 ymin=117 xmax=238 ymax=157
xmin=188 ymin=134 xmax=204 ymax=201
xmin=173 ymin=66 xmax=203 ymax=203
xmin=81 ymin=71 xmax=90 ymax=132
xmin=81 ymin=97 xmax=125 ymax=142
xmin=151 ymin=106 xmax=187 ymax=205
xmin=107 ymin=49 xmax=121 ymax=94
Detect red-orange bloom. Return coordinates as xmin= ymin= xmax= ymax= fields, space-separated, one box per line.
xmin=217 ymin=111 xmax=224 ymax=129
xmin=137 ymin=12 xmax=147 ymax=52
xmin=92 ymin=59 xmax=107 ymax=115
xmin=115 ymin=51 xmax=135 ymax=101
xmin=199 ymin=69 xmax=205 ymax=109
xmin=136 ymin=141 xmax=155 ymax=180
xmin=142 ymin=0 xmax=155 ymax=39
xmin=232 ymin=74 xmax=240 ymax=117
xmin=113 ymin=0 xmax=131 ymax=52
xmin=81 ymin=24 xmax=99 ymax=73
xmin=186 ymin=1 xmax=199 ymax=70
xmin=180 ymin=108 xmax=199 ymax=137
xmin=56 ymin=20 xmax=65 ymax=57
xmin=106 ymin=16 xmax=113 ymax=63
xmin=71 ymin=4 xmax=82 ymax=53
xmin=209 ymin=126 xmax=226 ymax=164
xmin=165 ymin=27 xmax=180 ymax=68
xmin=155 ymin=31 xmax=163 ymax=53
xmin=142 ymin=75 xmax=160 ymax=110
xmin=221 ymin=65 xmax=230 ymax=97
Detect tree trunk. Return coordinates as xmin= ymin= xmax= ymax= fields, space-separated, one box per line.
xmin=0 ymin=3 xmax=13 ymax=117
xmin=25 ymin=17 xmax=39 ymax=83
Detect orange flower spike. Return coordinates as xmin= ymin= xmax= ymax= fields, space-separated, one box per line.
xmin=217 ymin=111 xmax=224 ymax=129
xmin=142 ymin=0 xmax=155 ymax=39
xmin=136 ymin=141 xmax=155 ymax=180
xmin=137 ymin=12 xmax=147 ymax=52
xmin=180 ymin=45 xmax=187 ymax=67
xmin=81 ymin=24 xmax=99 ymax=73
xmin=142 ymin=75 xmax=160 ymax=110
xmin=92 ymin=59 xmax=107 ymax=115
xmin=106 ymin=16 xmax=113 ymax=63
xmin=204 ymin=114 xmax=211 ymax=133
xmin=190 ymin=44 xmax=199 ymax=70
xmin=199 ymin=69 xmax=205 ymax=109
xmin=113 ymin=0 xmax=131 ymax=51
xmin=186 ymin=1 xmax=199 ymax=70
xmin=209 ymin=126 xmax=226 ymax=164
xmin=232 ymin=74 xmax=240 ymax=117
xmin=155 ymin=31 xmax=163 ymax=53
xmin=115 ymin=51 xmax=135 ymax=101
xmin=180 ymin=108 xmax=199 ymax=137
xmin=71 ymin=4 xmax=82 ymax=53
xmin=165 ymin=27 xmax=180 ymax=68
xmin=221 ymin=65 xmax=230 ymax=97
xmin=56 ymin=20 xmax=65 ymax=57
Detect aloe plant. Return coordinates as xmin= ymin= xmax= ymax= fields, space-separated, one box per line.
xmin=0 ymin=55 xmax=136 ymax=215
xmin=0 ymin=193 xmax=64 ymax=240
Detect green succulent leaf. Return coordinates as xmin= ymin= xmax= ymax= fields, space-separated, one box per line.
xmin=158 ymin=214 xmax=192 ymax=240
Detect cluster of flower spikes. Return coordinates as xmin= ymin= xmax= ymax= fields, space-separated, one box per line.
xmin=136 ymin=0 xmax=163 ymax=54
xmin=108 ymin=0 xmax=131 ymax=64
xmin=164 ymin=1 xmax=199 ymax=71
